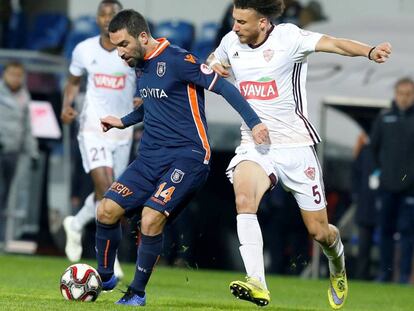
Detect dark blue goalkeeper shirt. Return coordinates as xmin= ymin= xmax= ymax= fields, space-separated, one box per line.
xmin=122 ymin=38 xmax=261 ymax=164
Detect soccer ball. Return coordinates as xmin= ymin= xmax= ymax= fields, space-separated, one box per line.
xmin=60 ymin=263 xmax=102 ymax=301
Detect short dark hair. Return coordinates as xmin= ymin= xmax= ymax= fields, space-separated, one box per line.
xmin=108 ymin=9 xmax=150 ymax=37
xmin=395 ymin=77 xmax=414 ymax=89
xmin=4 ymin=61 xmax=24 ymax=71
xmin=233 ymin=0 xmax=285 ymax=19
xmin=99 ymin=0 xmax=123 ymax=10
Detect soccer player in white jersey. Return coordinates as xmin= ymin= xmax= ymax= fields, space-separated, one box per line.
xmin=60 ymin=0 xmax=137 ymax=279
xmin=207 ymin=0 xmax=391 ymax=308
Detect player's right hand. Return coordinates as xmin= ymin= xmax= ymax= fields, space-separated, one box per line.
xmin=100 ymin=116 xmax=125 ymax=132
xmin=60 ymin=106 xmax=78 ymax=124
xmin=210 ymin=63 xmax=231 ymax=78
xmin=369 ymin=42 xmax=392 ymax=63
xmin=252 ymin=123 xmax=270 ymax=145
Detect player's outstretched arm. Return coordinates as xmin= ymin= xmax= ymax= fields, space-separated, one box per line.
xmin=213 ymin=78 xmax=270 ymax=144
xmin=101 ymin=105 xmax=145 ymax=132
xmin=114 ymin=104 xmax=145 ymax=131
xmin=100 ymin=116 xmax=125 ymax=132
xmin=61 ymin=74 xmax=81 ymax=124
xmin=315 ymin=35 xmax=392 ymax=63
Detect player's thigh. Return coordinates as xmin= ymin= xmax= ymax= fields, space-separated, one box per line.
xmin=233 ymin=160 xmax=272 ymax=211
xmin=90 ymin=166 xmax=114 ymax=198
xmin=78 ymin=133 xmax=113 ymax=173
xmin=144 ymin=158 xmax=210 ymax=220
xmin=227 ymin=146 xmax=276 ymax=212
xmin=112 ymin=140 xmax=132 ymax=179
xmin=104 ymin=158 xmax=156 ymax=217
xmin=275 ymin=146 xmax=326 ymax=211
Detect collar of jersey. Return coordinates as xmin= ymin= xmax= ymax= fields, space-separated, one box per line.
xmin=248 ymin=24 xmax=275 ymax=49
xmin=144 ymin=38 xmax=170 ymax=60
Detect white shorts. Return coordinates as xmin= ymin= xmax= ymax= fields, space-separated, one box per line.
xmin=78 ymin=132 xmax=132 ymax=179
xmin=226 ymin=145 xmax=326 ymax=211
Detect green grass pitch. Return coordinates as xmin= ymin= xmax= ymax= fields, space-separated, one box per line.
xmin=0 ymin=254 xmax=412 ymax=310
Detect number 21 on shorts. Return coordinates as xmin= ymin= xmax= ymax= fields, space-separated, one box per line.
xmin=90 ymin=147 xmax=106 ymax=162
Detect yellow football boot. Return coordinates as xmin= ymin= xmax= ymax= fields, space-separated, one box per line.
xmin=230 ymin=277 xmax=270 ymax=307
xmin=328 ymin=270 xmax=348 ymax=309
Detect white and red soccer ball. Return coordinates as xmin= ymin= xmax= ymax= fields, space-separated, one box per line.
xmin=60 ymin=263 xmax=102 ymax=302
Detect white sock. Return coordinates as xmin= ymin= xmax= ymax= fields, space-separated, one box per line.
xmin=320 ymin=225 xmax=345 ymax=276
xmin=237 ymin=214 xmax=267 ymax=289
xmin=71 ymin=193 xmax=96 ymax=232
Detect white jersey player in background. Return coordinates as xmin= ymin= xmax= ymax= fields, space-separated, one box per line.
xmin=207 ymin=0 xmax=391 ymax=309
xmin=60 ymin=0 xmax=137 ymax=279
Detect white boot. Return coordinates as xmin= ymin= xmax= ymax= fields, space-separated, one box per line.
xmin=63 ymin=216 xmax=82 ymax=262
xmin=114 ymin=255 xmax=124 ymax=279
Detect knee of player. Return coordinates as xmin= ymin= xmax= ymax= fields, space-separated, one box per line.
xmin=307 ymin=221 xmax=330 ymax=244
xmin=140 ymin=209 xmax=166 ymax=235
xmin=235 ymin=193 xmax=256 ymax=213
xmin=96 ymin=199 xmax=121 ymax=224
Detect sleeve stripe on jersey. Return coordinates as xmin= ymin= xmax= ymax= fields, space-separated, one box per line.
xmin=207 ymin=73 xmax=219 ymax=91
xmin=187 ymin=83 xmax=211 ymax=164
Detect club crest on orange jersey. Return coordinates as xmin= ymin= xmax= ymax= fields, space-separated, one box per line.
xmin=304 ymin=167 xmax=316 ymax=180
xmin=171 ymin=169 xmax=185 ymax=183
xmin=157 ymin=62 xmax=166 ymax=77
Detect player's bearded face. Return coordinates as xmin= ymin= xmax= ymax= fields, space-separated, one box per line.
xmin=132 ymin=42 xmax=146 ymax=66
xmin=123 ymin=41 xmax=145 ymax=67
xmin=110 ymin=29 xmax=145 ymax=67
xmin=232 ymin=8 xmax=263 ymax=45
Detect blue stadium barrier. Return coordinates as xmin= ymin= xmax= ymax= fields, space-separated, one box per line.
xmin=3 ymin=11 xmax=27 ymax=49
xmin=192 ymin=40 xmax=215 ymax=62
xmin=63 ymin=16 xmax=100 ymax=59
xmin=63 ymin=32 xmax=93 ymax=59
xmin=26 ymin=13 xmax=69 ymax=51
xmin=153 ymin=20 xmax=195 ymax=51
xmin=199 ymin=22 xmax=219 ymax=42
xmin=192 ymin=22 xmax=218 ymax=62
xmin=71 ymin=15 xmax=99 ymax=34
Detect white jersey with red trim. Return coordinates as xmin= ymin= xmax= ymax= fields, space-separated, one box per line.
xmin=213 ymin=23 xmax=323 ymax=147
xmin=70 ymin=35 xmax=136 ymax=141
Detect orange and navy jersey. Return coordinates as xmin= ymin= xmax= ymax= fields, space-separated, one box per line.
xmin=135 ymin=39 xmax=218 ymax=164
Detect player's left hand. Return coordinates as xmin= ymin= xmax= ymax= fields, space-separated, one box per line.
xmin=370 ymin=42 xmax=392 ymax=63
xmin=252 ymin=123 xmax=270 ymax=145
xmin=100 ymin=116 xmax=125 ymax=132
xmin=133 ymin=97 xmax=144 ymax=108
xmin=211 ymin=63 xmax=231 ymax=78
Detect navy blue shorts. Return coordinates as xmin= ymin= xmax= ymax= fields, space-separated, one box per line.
xmin=104 ymin=154 xmax=210 ymax=219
